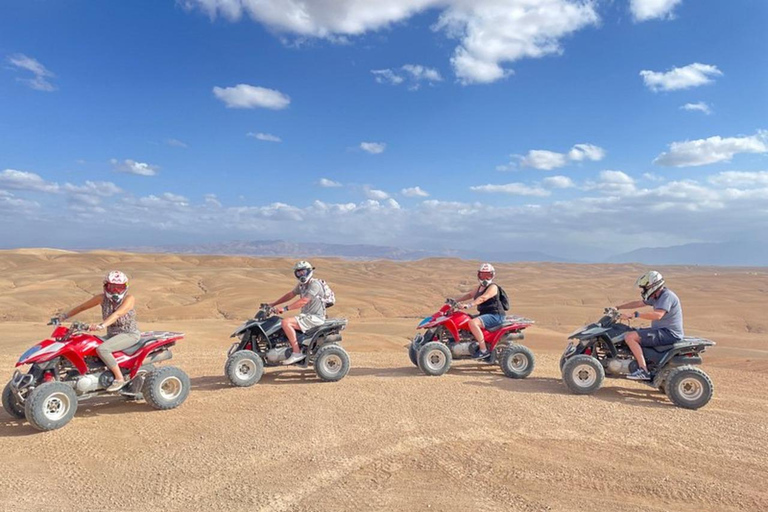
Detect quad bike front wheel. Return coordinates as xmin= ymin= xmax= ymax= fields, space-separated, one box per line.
xmin=143 ymin=367 xmax=190 ymax=410
xmin=225 ymin=350 xmax=265 ymax=387
xmin=562 ymin=355 xmax=605 ymax=395
xmin=417 ymin=342 xmax=452 ymax=376
xmin=24 ymin=382 xmax=79 ymax=431
xmin=314 ymin=345 xmax=351 ymax=382
xmin=2 ymin=381 xmax=25 ymax=419
xmin=408 ymin=343 xmax=419 ymax=367
xmin=499 ymin=345 xmax=535 ymax=379
xmin=665 ymin=366 xmax=714 ymax=410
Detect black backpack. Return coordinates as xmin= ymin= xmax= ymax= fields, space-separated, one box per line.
xmin=496 ymin=285 xmax=510 ymax=311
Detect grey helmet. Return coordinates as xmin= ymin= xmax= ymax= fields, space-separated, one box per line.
xmin=636 ymin=270 xmax=665 ymax=301
xmin=293 ymin=261 xmax=315 ymax=284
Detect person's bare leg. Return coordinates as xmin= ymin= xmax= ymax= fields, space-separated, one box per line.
xmin=625 ymin=331 xmax=647 ymax=371
xmin=281 ymin=318 xmax=301 ymax=354
xmin=468 ymin=318 xmax=487 ymax=352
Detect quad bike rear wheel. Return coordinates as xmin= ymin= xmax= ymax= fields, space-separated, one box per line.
xmin=499 ymin=345 xmax=535 ymax=379
xmin=314 ymin=345 xmax=351 ymax=382
xmin=2 ymin=381 xmax=25 ymax=419
xmin=225 ymin=350 xmax=265 ymax=387
xmin=143 ymin=366 xmax=190 ymax=410
xmin=665 ymin=366 xmax=713 ymax=410
xmin=562 ymin=355 xmax=605 ymax=395
xmin=24 ymin=382 xmax=78 ymax=431
xmin=417 ymin=342 xmax=452 ymax=376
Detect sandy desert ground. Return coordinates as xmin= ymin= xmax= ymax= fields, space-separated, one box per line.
xmin=1 ymin=250 xmax=767 ymax=511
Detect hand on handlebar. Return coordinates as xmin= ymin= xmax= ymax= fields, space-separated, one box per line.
xmin=88 ymin=323 xmax=104 ymax=332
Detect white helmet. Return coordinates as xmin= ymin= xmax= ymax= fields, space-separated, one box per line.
xmin=293 ymin=261 xmax=315 ymax=284
xmin=636 ymin=270 xmax=665 ymax=301
xmin=104 ymin=270 xmax=129 ymax=303
xmin=477 ymin=263 xmax=496 ymax=286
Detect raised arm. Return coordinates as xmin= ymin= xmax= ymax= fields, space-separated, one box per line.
xmin=616 ymin=300 xmax=646 ymax=310
xmin=60 ymin=295 xmax=102 ymax=319
xmin=465 ymin=284 xmax=497 ymax=307
xmin=269 ymin=290 xmax=297 ymax=308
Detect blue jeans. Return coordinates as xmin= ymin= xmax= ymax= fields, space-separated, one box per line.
xmin=477 ymin=313 xmax=505 ymax=330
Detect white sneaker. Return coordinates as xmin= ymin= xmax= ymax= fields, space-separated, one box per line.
xmin=282 ymin=352 xmax=306 ymax=365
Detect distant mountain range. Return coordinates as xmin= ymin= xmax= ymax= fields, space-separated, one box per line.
xmin=121 ymin=240 xmax=571 ymax=263
xmin=608 ymin=241 xmax=768 ymax=267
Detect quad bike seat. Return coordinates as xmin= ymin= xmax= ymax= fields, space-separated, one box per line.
xmin=303 ymin=318 xmax=348 ymax=337
xmin=485 ymin=315 xmax=534 ymax=333
xmin=120 ymin=331 xmax=183 ymax=356
xmin=651 ymin=336 xmax=715 ymax=353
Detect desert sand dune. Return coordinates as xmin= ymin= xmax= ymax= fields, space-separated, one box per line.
xmin=1 ymin=251 xmax=767 ymax=511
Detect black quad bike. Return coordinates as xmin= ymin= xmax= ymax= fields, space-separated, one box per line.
xmin=560 ymin=307 xmax=715 ymax=410
xmin=224 ymin=304 xmax=350 ymax=386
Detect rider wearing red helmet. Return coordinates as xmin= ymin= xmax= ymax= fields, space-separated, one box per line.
xmin=451 ymin=263 xmax=506 ymax=360
xmin=56 ymin=271 xmax=140 ymax=391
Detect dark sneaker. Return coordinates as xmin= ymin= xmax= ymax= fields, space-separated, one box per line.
xmin=627 ymin=368 xmax=651 ymax=381
xmin=472 ymin=350 xmax=491 ymax=360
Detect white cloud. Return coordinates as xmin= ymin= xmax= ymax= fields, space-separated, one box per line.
xmin=585 ymin=170 xmax=637 ymax=196
xmin=364 ymin=187 xmax=390 ymax=200
xmin=63 ymin=181 xmax=122 ymax=197
xmin=166 ymin=138 xmax=189 ymax=148
xmin=568 ymin=143 xmax=606 ymax=162
xmin=643 ymin=173 xmax=665 ymax=182
xmin=318 ymin=178 xmax=343 ymax=188
xmin=205 ymin=194 xmax=222 ymax=207
xmin=654 ymin=131 xmax=768 ymax=167
xmin=470 ymin=183 xmax=550 ymax=197
xmin=435 ymin=1 xmax=600 ymax=85
xmin=680 ymin=102 xmax=712 ymax=115
xmin=708 ymin=171 xmax=768 ymax=188
xmin=7 ymin=54 xmax=56 ymax=92
xmin=213 ymin=84 xmax=290 ymax=109
xmin=630 ymin=0 xmax=682 ymax=22
xmin=0 ymin=169 xmax=60 ymax=192
xmin=517 ymin=143 xmax=605 ymax=170
xmin=520 ymin=150 xmax=568 ymax=171
xmin=640 ymin=63 xmax=722 ymax=92
xmin=360 ymin=141 xmax=386 ymax=154
xmin=183 ymin=1 xmax=599 ymax=85
xmin=111 ymin=158 xmax=160 ymax=176
xmin=372 ymin=64 xmax=443 ymax=90
xmin=247 ymin=132 xmax=282 ymax=142
xmin=401 ymin=186 xmax=430 ymax=197
xmin=543 ymin=176 xmax=575 ymax=189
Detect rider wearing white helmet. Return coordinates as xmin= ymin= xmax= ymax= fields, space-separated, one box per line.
xmin=268 ymin=261 xmax=327 ymax=365
xmin=56 ymin=270 xmax=141 ymax=391
xmin=616 ymin=270 xmax=685 ymax=381
xmin=451 ymin=263 xmax=506 ymax=360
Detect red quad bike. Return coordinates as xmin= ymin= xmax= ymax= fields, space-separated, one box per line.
xmin=408 ymin=298 xmax=536 ymax=378
xmin=2 ymin=318 xmax=190 ymax=431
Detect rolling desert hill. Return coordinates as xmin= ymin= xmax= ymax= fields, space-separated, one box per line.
xmin=1 ymin=250 xmax=767 ymax=511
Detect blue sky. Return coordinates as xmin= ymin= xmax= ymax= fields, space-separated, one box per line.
xmin=1 ymin=0 xmax=767 ymax=260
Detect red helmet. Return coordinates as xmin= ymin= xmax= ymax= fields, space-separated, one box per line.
xmin=104 ymin=270 xmax=129 ymax=303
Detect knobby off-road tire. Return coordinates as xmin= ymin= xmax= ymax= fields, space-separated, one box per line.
xmin=314 ymin=345 xmax=351 ymax=382
xmin=562 ymin=355 xmax=605 ymax=395
xmin=2 ymin=381 xmax=25 ymax=419
xmin=24 ymin=382 xmax=78 ymax=431
xmin=408 ymin=343 xmax=419 ymax=367
xmin=143 ymin=367 xmax=190 ymax=410
xmin=417 ymin=342 xmax=452 ymax=377
xmin=499 ymin=345 xmax=535 ymax=379
xmin=225 ymin=350 xmax=264 ymax=387
xmin=665 ymin=366 xmax=714 ymax=410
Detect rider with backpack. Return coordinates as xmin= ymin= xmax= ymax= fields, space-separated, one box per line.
xmin=453 ymin=263 xmax=509 ymax=360
xmin=268 ymin=261 xmax=335 ymax=365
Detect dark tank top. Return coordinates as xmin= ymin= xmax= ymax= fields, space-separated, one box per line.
xmin=474 ymin=284 xmax=505 ymax=316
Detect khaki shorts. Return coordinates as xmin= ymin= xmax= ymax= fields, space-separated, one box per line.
xmin=296 ymin=314 xmax=325 ymax=332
